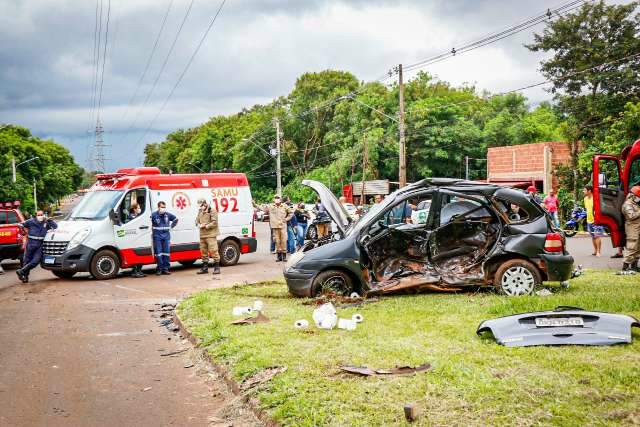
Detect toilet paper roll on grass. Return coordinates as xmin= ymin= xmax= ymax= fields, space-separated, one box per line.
xmin=253 ymin=300 xmax=264 ymax=311
xmin=350 ymin=292 xmax=360 ymax=299
xmin=294 ymin=319 xmax=309 ymax=329
xmin=352 ymin=313 xmax=364 ymax=323
xmin=337 ymin=318 xmax=357 ymax=331
xmin=232 ymin=306 xmax=253 ymax=316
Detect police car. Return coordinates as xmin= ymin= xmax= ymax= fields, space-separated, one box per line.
xmin=41 ymin=167 xmax=257 ymax=279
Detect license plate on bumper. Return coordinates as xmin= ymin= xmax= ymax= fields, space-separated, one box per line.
xmin=535 ymin=317 xmax=584 ymax=327
xmin=44 ymin=256 xmax=56 ymax=265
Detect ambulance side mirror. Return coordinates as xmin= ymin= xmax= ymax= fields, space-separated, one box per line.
xmin=109 ymin=209 xmax=121 ymax=225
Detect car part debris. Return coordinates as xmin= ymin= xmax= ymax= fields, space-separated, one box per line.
xmin=572 ymin=264 xmax=584 ymax=278
xmin=253 ymin=300 xmax=264 ymax=311
xmin=239 ymin=366 xmax=287 ymax=391
xmin=352 ymin=313 xmax=364 ymax=323
xmin=294 ymin=319 xmax=309 ymax=329
xmin=312 ymin=303 xmax=337 ymax=329
xmin=535 ymin=288 xmax=552 ymax=297
xmin=404 ymin=403 xmax=420 ymax=423
xmin=337 ymin=318 xmax=357 ymax=331
xmin=339 ymin=363 xmax=432 ymax=377
xmin=477 ymin=306 xmax=640 ymax=347
xmin=230 ymin=312 xmax=270 ymax=325
xmin=232 ymin=306 xmax=253 ymax=316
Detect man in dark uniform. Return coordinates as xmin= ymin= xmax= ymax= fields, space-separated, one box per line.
xmin=151 ymin=201 xmax=178 ymax=275
xmin=16 ymin=210 xmax=57 ymax=283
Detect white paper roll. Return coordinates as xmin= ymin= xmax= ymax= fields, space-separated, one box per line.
xmin=352 ymin=313 xmax=364 ymax=323
xmin=294 ymin=319 xmax=309 ymax=329
xmin=232 ymin=306 xmax=253 ymax=316
xmin=337 ymin=318 xmax=357 ymax=331
xmin=253 ymin=300 xmax=264 ymax=311
xmin=350 ymin=292 xmax=360 ymax=299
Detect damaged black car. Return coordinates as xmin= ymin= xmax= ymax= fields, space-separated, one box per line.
xmin=284 ymin=179 xmax=574 ymax=297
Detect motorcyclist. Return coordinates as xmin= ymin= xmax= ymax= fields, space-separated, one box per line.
xmin=621 ymin=186 xmax=640 ymax=272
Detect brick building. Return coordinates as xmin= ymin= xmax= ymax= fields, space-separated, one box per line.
xmin=486 ymin=141 xmax=572 ymax=193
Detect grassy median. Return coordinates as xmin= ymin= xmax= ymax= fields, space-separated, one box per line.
xmin=177 ymin=271 xmax=640 ymax=426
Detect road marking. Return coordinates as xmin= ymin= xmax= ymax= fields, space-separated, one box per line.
xmin=115 ymin=284 xmax=148 ymax=294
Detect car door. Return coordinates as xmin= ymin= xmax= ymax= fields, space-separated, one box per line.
xmin=113 ymin=188 xmax=154 ymax=266
xmin=592 ymin=155 xmax=625 ymax=248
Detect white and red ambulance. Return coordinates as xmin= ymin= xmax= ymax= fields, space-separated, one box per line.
xmin=41 ymin=167 xmax=257 ymax=280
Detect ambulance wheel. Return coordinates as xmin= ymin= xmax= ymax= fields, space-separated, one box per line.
xmin=219 ymin=240 xmax=240 ymax=266
xmin=90 ymin=249 xmax=120 ymax=280
xmin=52 ymin=271 xmax=75 ymax=279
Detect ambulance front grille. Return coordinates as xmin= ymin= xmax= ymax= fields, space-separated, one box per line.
xmin=43 ymin=241 xmax=69 ymax=256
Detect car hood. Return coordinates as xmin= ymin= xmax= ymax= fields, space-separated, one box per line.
xmin=477 ymin=306 xmax=640 ymax=347
xmin=45 ymin=220 xmax=93 ymax=242
xmin=302 ymin=179 xmax=351 ymax=234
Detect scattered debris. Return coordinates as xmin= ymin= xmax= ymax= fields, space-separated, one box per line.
xmin=339 ymin=363 xmax=432 ymax=377
xmin=352 ymin=313 xmax=364 ymax=323
xmin=349 ymin=292 xmax=360 ymax=299
xmin=160 ymin=348 xmax=188 ymax=357
xmin=253 ymin=300 xmax=264 ymax=311
xmin=404 ymin=403 xmax=420 ymax=422
xmin=616 ymin=270 xmax=637 ymax=276
xmin=535 ymin=288 xmax=552 ymax=297
xmin=142 ymin=387 xmax=152 ymax=392
xmin=239 ymin=366 xmax=287 ymax=391
xmin=312 ymin=303 xmax=337 ymax=329
xmin=230 ymin=312 xmax=270 ymax=325
xmin=337 ymin=318 xmax=357 ymax=331
xmin=294 ymin=319 xmax=309 ymax=329
xmin=232 ymin=306 xmax=254 ymax=316
xmin=572 ymin=264 xmax=584 ymax=278
xmin=183 ymin=362 xmax=194 ymax=369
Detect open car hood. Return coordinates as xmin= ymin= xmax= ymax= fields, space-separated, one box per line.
xmin=302 ymin=179 xmax=351 ymax=234
xmin=477 ymin=306 xmax=640 ymax=347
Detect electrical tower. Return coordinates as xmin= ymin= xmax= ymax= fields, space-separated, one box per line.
xmin=92 ymin=119 xmax=110 ymax=172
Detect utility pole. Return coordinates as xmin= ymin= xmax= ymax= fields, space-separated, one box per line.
xmin=33 ymin=177 xmax=37 ymax=210
xmin=465 ymin=156 xmax=469 ymax=180
xmin=92 ymin=118 xmax=110 ymax=173
xmin=361 ymin=133 xmax=368 ymax=205
xmin=273 ymin=118 xmax=282 ymax=196
xmin=12 ymin=158 xmax=16 ymax=183
xmin=398 ymin=63 xmax=407 ymax=188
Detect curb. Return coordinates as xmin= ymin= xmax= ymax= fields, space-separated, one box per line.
xmin=173 ymin=311 xmax=280 ymax=427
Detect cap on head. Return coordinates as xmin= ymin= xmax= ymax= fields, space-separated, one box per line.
xmin=631 ymin=186 xmax=640 ymax=197
xmin=527 ymin=185 xmax=536 ymax=193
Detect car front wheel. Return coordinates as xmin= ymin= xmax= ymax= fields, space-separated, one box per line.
xmin=312 ymin=270 xmax=353 ymax=296
xmin=90 ymin=249 xmax=120 ymax=280
xmin=494 ymin=259 xmax=541 ymax=296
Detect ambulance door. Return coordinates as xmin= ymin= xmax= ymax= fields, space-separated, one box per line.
xmin=113 ymin=188 xmax=154 ymax=267
xmin=593 ymin=155 xmax=625 ymax=247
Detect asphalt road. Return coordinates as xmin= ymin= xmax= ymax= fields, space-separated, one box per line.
xmin=0 ymin=219 xmax=623 ymax=426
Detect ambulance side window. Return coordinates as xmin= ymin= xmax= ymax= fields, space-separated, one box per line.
xmin=121 ymin=189 xmax=147 ymax=223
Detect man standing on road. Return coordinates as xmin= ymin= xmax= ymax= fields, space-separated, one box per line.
xmin=543 ymin=189 xmax=560 ymax=228
xmin=195 ymin=198 xmax=220 ymax=275
xmin=621 ymin=186 xmax=640 ymax=272
xmin=16 ymin=210 xmax=57 ymax=283
xmin=151 ymin=201 xmax=178 ymax=275
xmin=268 ymin=195 xmax=293 ymax=262
xmin=584 ymin=185 xmax=603 ymax=257
xmin=128 ymin=203 xmax=145 ymax=278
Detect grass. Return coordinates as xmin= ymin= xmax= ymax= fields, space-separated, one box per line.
xmin=177 ymin=272 xmax=640 ymax=426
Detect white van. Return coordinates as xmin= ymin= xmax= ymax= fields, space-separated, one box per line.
xmin=41 ymin=167 xmax=257 ymax=279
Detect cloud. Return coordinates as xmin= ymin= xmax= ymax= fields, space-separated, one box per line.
xmin=0 ymin=0 xmax=564 ymax=170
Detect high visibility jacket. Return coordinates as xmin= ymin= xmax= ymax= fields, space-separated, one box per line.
xmin=151 ymin=211 xmax=178 ymax=239
xmin=196 ymin=207 xmax=219 ymax=238
xmin=268 ymin=203 xmax=293 ymax=229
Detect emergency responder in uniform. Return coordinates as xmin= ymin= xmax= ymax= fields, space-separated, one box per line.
xmin=195 ymin=198 xmax=220 ymax=275
xmin=268 ymin=195 xmax=293 ymax=262
xmin=621 ymin=186 xmax=640 ymax=272
xmin=151 ymin=201 xmax=178 ymax=275
xmin=16 ymin=210 xmax=57 ymax=283
xmin=128 ymin=203 xmax=146 ymax=278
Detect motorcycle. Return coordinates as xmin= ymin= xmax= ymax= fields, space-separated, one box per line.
xmin=563 ymin=205 xmax=587 ymax=237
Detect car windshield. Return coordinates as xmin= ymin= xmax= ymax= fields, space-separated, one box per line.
xmin=347 ymin=193 xmax=397 ymax=235
xmin=69 ymin=190 xmax=123 ymax=220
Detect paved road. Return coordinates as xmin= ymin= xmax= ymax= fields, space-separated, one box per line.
xmin=565 ymin=234 xmax=624 ymax=270
xmin=0 ymin=222 xmax=281 ymax=427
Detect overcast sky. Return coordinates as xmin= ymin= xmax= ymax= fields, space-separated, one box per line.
xmin=1 ymin=0 xmax=579 ymax=170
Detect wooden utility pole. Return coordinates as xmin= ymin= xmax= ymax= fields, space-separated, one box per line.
xmin=273 ymin=118 xmax=282 ymax=196
xmin=361 ymin=133 xmax=368 ymax=205
xmin=398 ymin=63 xmax=407 ymax=187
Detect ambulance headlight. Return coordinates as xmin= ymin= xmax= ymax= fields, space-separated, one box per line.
xmin=67 ymin=228 xmax=91 ymax=251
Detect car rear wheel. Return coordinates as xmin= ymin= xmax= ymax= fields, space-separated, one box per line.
xmin=494 ymin=259 xmax=541 ymax=296
xmin=219 ymin=240 xmax=240 ymax=266
xmin=312 ymin=270 xmax=353 ymax=296
xmin=90 ymin=249 xmax=120 ymax=280
xmin=52 ymin=271 xmax=76 ymax=279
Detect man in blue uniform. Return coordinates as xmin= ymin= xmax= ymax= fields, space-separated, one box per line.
xmin=151 ymin=201 xmax=178 ymax=275
xmin=16 ymin=210 xmax=57 ymax=283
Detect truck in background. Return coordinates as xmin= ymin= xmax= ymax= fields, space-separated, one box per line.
xmin=0 ymin=201 xmax=26 ymax=270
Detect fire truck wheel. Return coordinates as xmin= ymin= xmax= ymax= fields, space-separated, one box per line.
xmin=90 ymin=249 xmax=120 ymax=280
xmin=52 ymin=271 xmax=76 ymax=279
xmin=219 ymin=240 xmax=240 ymax=266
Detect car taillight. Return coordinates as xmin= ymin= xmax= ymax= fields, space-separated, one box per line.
xmin=545 ymin=232 xmax=563 ymax=252
xmin=251 ymin=218 xmax=256 ymax=238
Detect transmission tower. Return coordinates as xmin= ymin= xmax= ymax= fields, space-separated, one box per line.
xmin=92 ymin=118 xmax=110 ymax=172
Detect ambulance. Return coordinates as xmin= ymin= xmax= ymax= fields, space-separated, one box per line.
xmin=41 ymin=167 xmax=257 ymax=280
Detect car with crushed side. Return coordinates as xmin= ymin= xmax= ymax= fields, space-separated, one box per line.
xmin=284 ymin=179 xmax=574 ymax=297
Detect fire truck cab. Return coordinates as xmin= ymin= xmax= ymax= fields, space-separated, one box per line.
xmin=592 ymin=138 xmax=640 ymax=247
xmin=41 ymin=167 xmax=257 ymax=279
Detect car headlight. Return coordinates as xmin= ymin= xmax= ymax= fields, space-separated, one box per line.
xmin=66 ymin=228 xmax=91 ymax=251
xmin=285 ymin=251 xmax=305 ymax=270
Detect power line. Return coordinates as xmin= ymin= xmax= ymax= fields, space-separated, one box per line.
xmin=135 ymin=0 xmax=227 ymax=147
xmin=96 ymin=0 xmax=111 ymax=121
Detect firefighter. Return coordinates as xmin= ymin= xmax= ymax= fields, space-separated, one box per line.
xmin=621 ymin=186 xmax=640 ymax=272
xmin=151 ymin=201 xmax=178 ymax=275
xmin=195 ymin=198 xmax=220 ymax=275
xmin=16 ymin=210 xmax=57 ymax=283
xmin=268 ymin=195 xmax=293 ymax=262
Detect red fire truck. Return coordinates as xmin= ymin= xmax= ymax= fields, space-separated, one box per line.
xmin=0 ymin=201 xmax=26 ymax=268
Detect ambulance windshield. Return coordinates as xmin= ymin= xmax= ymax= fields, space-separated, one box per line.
xmin=69 ymin=190 xmax=124 ymax=221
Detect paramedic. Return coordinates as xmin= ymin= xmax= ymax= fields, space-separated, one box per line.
xmin=195 ymin=198 xmax=220 ymax=275
xmin=151 ymin=201 xmax=178 ymax=275
xmin=128 ymin=203 xmax=145 ymax=278
xmin=16 ymin=210 xmax=57 ymax=283
xmin=268 ymin=195 xmax=293 ymax=262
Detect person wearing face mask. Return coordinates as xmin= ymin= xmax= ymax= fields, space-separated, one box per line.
xmin=620 ymin=186 xmax=640 ymax=273
xmin=195 ymin=198 xmax=220 ymax=275
xmin=151 ymin=201 xmax=178 ymax=275
xmin=268 ymin=195 xmax=293 ymax=262
xmin=16 ymin=210 xmax=57 ymax=283
xmin=128 ymin=203 xmax=146 ymax=278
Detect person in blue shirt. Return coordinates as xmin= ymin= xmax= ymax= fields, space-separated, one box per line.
xmin=16 ymin=210 xmax=57 ymax=283
xmin=151 ymin=201 xmax=178 ymax=275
